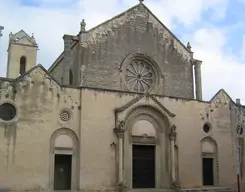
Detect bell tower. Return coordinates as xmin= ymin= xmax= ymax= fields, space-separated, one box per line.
xmin=6 ymin=30 xmax=38 ymax=78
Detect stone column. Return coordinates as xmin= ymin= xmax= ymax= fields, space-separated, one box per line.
xmin=193 ymin=59 xmax=203 ymax=100
xmin=114 ymin=121 xmax=125 ymax=184
xmin=62 ymin=35 xmax=72 ymax=85
xmin=169 ymin=125 xmax=177 ymax=182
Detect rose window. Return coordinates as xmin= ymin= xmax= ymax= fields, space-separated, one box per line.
xmin=125 ymin=60 xmax=155 ymax=92
xmin=60 ymin=109 xmax=71 ymax=122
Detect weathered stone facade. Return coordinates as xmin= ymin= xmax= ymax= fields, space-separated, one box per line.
xmin=6 ymin=30 xmax=38 ymax=79
xmin=0 ymin=2 xmax=244 ymax=192
xmin=49 ymin=3 xmax=196 ymax=100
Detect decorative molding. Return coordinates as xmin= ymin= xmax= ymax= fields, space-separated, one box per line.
xmin=169 ymin=124 xmax=177 ymax=141
xmin=50 ymin=128 xmax=79 ymax=153
xmin=80 ymin=4 xmax=192 ymax=63
xmin=115 ymin=95 xmax=144 ymax=113
xmin=114 ymin=121 xmax=126 ymax=138
xmin=200 ymin=90 xmax=229 ymax=121
xmin=115 ymin=94 xmax=175 ymax=119
xmin=59 ymin=108 xmax=72 ymax=122
xmin=132 ymin=135 xmax=157 ymax=144
xmin=49 ymin=128 xmax=79 ymax=190
xmin=150 ymin=95 xmax=176 ymax=117
xmin=121 ymin=101 xmax=172 ymax=189
xmin=201 ymin=136 xmax=219 ymax=186
xmin=120 ymin=52 xmax=162 ymax=94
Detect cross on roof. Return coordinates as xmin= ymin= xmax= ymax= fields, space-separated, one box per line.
xmin=139 ymin=0 xmax=144 ymax=3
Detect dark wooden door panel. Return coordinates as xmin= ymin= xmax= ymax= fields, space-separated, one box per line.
xmin=202 ymin=158 xmax=214 ymax=186
xmin=54 ymin=154 xmax=72 ymax=190
xmin=132 ymin=145 xmax=155 ymax=188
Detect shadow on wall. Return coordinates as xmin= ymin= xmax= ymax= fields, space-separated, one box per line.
xmin=0 ymin=189 xmax=11 ymax=192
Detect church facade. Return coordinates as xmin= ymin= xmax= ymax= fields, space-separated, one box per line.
xmin=0 ymin=2 xmax=244 ymax=192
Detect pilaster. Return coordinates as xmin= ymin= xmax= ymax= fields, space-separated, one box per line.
xmin=62 ymin=35 xmax=73 ymax=85
xmin=114 ymin=121 xmax=126 ymax=188
xmin=193 ymin=59 xmax=203 ymax=100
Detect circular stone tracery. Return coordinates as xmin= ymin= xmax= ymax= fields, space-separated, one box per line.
xmin=60 ymin=109 xmax=71 ymax=122
xmin=125 ymin=60 xmax=155 ymax=92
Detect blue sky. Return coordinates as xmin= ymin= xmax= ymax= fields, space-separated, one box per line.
xmin=0 ymin=0 xmax=245 ymax=102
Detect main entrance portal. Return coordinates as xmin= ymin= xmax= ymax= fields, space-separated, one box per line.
xmin=132 ymin=145 xmax=155 ymax=188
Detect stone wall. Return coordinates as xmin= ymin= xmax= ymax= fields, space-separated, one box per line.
xmin=50 ymin=4 xmax=195 ymax=99
xmin=79 ymin=4 xmax=194 ymax=99
xmin=0 ymin=67 xmax=80 ymax=191
xmin=50 ymin=42 xmax=79 ymax=86
xmin=0 ymin=67 xmax=237 ymax=191
xmin=80 ymin=88 xmax=236 ymax=191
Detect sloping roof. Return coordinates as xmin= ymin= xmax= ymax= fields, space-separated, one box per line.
xmin=87 ymin=2 xmax=191 ymax=52
xmin=0 ymin=64 xmax=61 ymax=88
xmin=209 ymin=88 xmax=236 ymax=105
xmin=8 ymin=29 xmax=38 ymax=50
xmin=48 ymin=2 xmax=193 ymax=73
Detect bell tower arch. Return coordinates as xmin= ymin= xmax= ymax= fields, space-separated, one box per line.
xmin=6 ymin=30 xmax=38 ymax=78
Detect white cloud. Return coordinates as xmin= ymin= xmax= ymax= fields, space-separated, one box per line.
xmin=191 ymin=27 xmax=245 ymax=102
xmin=0 ymin=0 xmax=244 ymax=103
xmin=145 ymin=0 xmax=228 ymax=27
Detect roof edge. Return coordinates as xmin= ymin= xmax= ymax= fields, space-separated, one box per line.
xmin=140 ymin=3 xmax=192 ymax=53
xmin=209 ymin=88 xmax=236 ymax=105
xmin=86 ymin=3 xmax=192 ymax=54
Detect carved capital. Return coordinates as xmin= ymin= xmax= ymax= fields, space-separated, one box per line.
xmin=169 ymin=124 xmax=177 ymax=141
xmin=63 ymin=35 xmax=72 ymax=48
xmin=114 ymin=121 xmax=125 ymax=138
xmin=193 ymin=59 xmax=202 ymax=67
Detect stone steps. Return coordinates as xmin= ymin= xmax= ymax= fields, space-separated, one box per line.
xmin=128 ymin=188 xmax=235 ymax=192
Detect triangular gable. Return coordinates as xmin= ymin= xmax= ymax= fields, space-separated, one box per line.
xmin=200 ymin=89 xmax=235 ymax=121
xmin=209 ymin=89 xmax=235 ymax=105
xmin=115 ymin=93 xmax=175 ymax=121
xmin=49 ymin=2 xmax=193 ymax=74
xmin=9 ymin=29 xmax=37 ymax=48
xmin=82 ymin=3 xmax=192 ymax=61
xmin=5 ymin=64 xmax=61 ymax=90
xmin=0 ymin=64 xmax=61 ymax=103
xmin=15 ymin=36 xmax=35 ymax=46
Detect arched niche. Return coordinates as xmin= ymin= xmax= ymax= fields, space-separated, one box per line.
xmin=55 ymin=134 xmax=73 ymax=148
xmin=201 ymin=140 xmax=216 ymax=153
xmin=69 ymin=69 xmax=73 ymax=86
xmin=49 ymin=128 xmax=79 ymax=191
xmin=19 ymin=56 xmax=27 ymax=75
xmin=123 ymin=105 xmax=171 ymax=189
xmin=201 ymin=137 xmax=219 ymax=187
xmin=132 ymin=120 xmax=156 ymax=138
